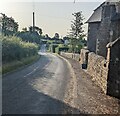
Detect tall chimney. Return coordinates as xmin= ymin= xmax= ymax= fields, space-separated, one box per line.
xmin=33 ymin=12 xmax=35 ymax=32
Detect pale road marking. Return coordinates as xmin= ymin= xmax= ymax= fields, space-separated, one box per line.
xmin=7 ymin=65 xmax=41 ymax=92
xmin=23 ymin=66 xmax=39 ymax=77
xmin=23 ymin=54 xmax=52 ymax=78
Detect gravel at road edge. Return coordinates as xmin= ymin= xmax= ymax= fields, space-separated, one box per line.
xmin=59 ymin=55 xmax=120 ymax=115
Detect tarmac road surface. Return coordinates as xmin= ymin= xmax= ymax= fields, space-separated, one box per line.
xmin=2 ymin=46 xmax=78 ymax=114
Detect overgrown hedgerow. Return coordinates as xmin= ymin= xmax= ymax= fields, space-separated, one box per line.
xmin=1 ymin=35 xmax=39 ymax=64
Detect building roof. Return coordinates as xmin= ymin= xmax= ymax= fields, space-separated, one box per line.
xmin=86 ymin=7 xmax=102 ymax=23
xmin=86 ymin=0 xmax=120 ymax=23
xmin=86 ymin=2 xmax=105 ymax=23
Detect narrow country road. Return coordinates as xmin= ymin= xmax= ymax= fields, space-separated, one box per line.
xmin=2 ymin=47 xmax=79 ymax=114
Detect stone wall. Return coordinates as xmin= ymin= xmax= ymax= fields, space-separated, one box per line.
xmin=61 ymin=51 xmax=108 ymax=94
xmin=60 ymin=52 xmax=80 ymax=61
xmin=61 ymin=45 xmax=120 ymax=99
xmin=87 ymin=52 xmax=108 ymax=94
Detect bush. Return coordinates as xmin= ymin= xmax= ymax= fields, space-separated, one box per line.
xmin=1 ymin=35 xmax=39 ymax=64
xmin=2 ymin=55 xmax=40 ymax=74
xmin=16 ymin=31 xmax=41 ymax=44
xmin=55 ymin=46 xmax=69 ymax=54
xmin=67 ymin=44 xmax=83 ymax=53
xmin=50 ymin=44 xmax=58 ymax=53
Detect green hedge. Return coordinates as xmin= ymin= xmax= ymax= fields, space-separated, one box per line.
xmin=1 ymin=35 xmax=39 ymax=64
xmin=55 ymin=46 xmax=69 ymax=54
xmin=50 ymin=44 xmax=58 ymax=53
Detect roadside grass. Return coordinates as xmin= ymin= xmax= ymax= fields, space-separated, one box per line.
xmin=2 ymin=55 xmax=40 ymax=74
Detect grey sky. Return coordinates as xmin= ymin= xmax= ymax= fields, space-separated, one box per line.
xmin=0 ymin=1 xmax=105 ymax=37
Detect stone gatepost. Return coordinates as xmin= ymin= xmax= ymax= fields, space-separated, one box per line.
xmin=106 ymin=37 xmax=120 ymax=99
xmin=80 ymin=49 xmax=89 ymax=69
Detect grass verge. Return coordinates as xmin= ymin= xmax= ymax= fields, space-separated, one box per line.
xmin=2 ymin=55 xmax=40 ymax=74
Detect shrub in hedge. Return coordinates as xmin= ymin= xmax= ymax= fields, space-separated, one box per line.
xmin=55 ymin=46 xmax=69 ymax=54
xmin=1 ymin=35 xmax=38 ymax=64
xmin=50 ymin=44 xmax=58 ymax=53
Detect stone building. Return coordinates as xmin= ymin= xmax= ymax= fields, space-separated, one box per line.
xmin=87 ymin=1 xmax=120 ymax=58
xmin=79 ymin=0 xmax=120 ymax=99
xmin=86 ymin=3 xmax=103 ymax=53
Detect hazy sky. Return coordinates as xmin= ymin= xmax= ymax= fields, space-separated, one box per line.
xmin=0 ymin=0 xmax=105 ymax=37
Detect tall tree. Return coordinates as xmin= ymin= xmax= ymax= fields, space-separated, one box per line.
xmin=1 ymin=13 xmax=19 ymax=36
xmin=34 ymin=26 xmax=42 ymax=35
xmin=54 ymin=33 xmax=59 ymax=39
xmin=69 ymin=11 xmax=85 ymax=53
xmin=22 ymin=27 xmax=27 ymax=32
xmin=44 ymin=34 xmax=51 ymax=40
xmin=29 ymin=26 xmax=42 ymax=35
xmin=70 ymin=11 xmax=84 ymax=38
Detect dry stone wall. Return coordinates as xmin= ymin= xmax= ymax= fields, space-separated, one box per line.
xmin=60 ymin=52 xmax=80 ymax=61
xmin=61 ymin=47 xmax=120 ymax=99
xmin=87 ymin=52 xmax=108 ymax=94
xmin=61 ymin=51 xmax=109 ymax=94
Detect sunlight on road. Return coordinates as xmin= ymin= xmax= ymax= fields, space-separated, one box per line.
xmin=38 ymin=44 xmax=47 ymax=55
xmin=38 ymin=52 xmax=47 ymax=55
xmin=29 ymin=53 xmax=68 ymax=102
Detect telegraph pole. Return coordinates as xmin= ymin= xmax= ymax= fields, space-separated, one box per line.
xmin=32 ymin=0 xmax=35 ymax=32
xmin=33 ymin=12 xmax=35 ymax=32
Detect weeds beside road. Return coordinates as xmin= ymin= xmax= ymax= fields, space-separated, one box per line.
xmin=2 ymin=55 xmax=40 ymax=74
xmin=1 ymin=35 xmax=39 ymax=74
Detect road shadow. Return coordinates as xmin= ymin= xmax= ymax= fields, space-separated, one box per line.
xmin=2 ymin=82 xmax=86 ymax=114
xmin=2 ymin=66 xmax=88 ymax=115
